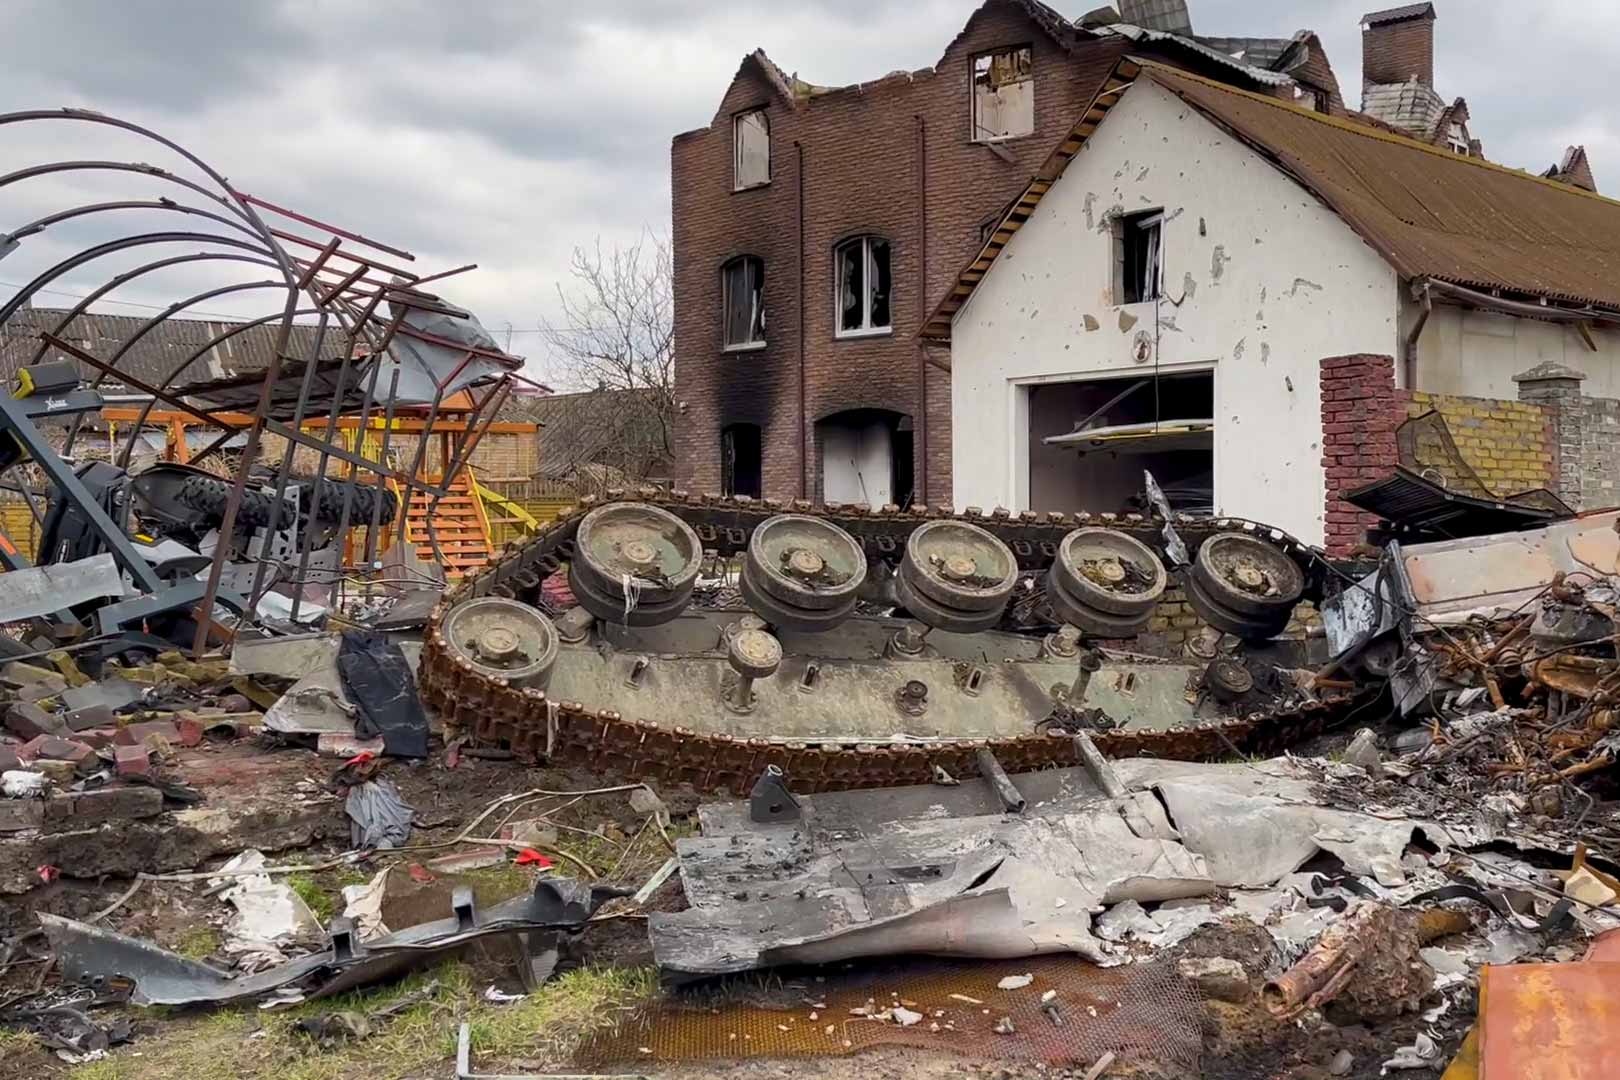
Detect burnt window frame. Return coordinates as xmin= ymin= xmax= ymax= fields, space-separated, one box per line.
xmin=733 ymin=107 xmax=771 ymax=191
xmin=721 ymin=255 xmax=767 ymax=350
xmin=833 ymin=235 xmax=893 ymax=338
xmin=970 ymin=43 xmax=1035 ymax=144
xmin=1113 ymin=209 xmax=1164 ymax=306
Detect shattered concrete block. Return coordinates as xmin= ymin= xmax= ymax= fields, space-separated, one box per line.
xmin=53 ymin=786 xmax=163 ymax=825
xmin=1177 ymin=956 xmax=1251 ymax=1002
xmin=1342 ymin=728 xmax=1383 ymax=778
xmin=19 ymin=734 xmax=97 ymax=774
xmin=114 ymin=744 xmax=152 ymax=779
xmin=0 ymin=746 xmax=21 ymax=772
xmin=0 ymin=796 xmax=45 ymax=832
xmin=64 ymin=703 xmax=116 ymax=732
xmin=6 ymin=701 xmax=65 ymax=741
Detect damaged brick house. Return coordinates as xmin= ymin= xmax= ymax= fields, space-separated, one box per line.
xmin=925 ymin=56 xmax=1620 ymax=550
xmin=670 ymin=0 xmax=1353 ymax=509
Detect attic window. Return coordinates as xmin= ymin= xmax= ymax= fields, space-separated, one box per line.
xmin=734 ymin=109 xmax=770 ymax=189
xmin=1115 ymin=210 xmax=1163 ymax=305
xmin=972 ymin=46 xmax=1034 ymax=142
xmin=1447 ymin=122 xmax=1468 ymax=155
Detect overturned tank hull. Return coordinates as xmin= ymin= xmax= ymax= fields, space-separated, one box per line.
xmin=419 ymin=490 xmax=1349 ymax=793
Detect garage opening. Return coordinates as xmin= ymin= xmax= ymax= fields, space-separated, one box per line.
xmin=818 ymin=409 xmax=913 ymax=510
xmin=1028 ymin=372 xmax=1212 ymax=515
xmin=721 ymin=423 xmax=762 ymax=499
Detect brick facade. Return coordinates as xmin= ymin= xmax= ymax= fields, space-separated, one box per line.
xmin=673 ymin=3 xmax=1136 ymax=505
xmin=1320 ymin=354 xmax=1401 ymax=555
xmin=1403 ymin=390 xmax=1553 ymax=495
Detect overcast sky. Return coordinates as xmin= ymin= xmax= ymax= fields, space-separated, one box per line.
xmin=3 ymin=0 xmax=1611 ymax=385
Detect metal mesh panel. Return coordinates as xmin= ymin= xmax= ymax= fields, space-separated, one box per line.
xmin=578 ymin=955 xmax=1203 ymax=1074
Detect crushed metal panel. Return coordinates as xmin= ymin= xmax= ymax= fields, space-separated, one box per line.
xmin=1395 ymin=512 xmax=1620 ymax=625
xmin=651 ymin=772 xmax=1214 ymax=981
xmin=0 ymin=553 xmax=125 ymax=622
xmin=230 ymin=633 xmax=342 ymax=679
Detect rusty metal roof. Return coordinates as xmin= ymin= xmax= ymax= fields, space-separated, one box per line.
xmin=921 ymin=57 xmax=1620 ymax=340
xmin=0 ymin=307 xmax=340 ymax=390
xmin=1146 ymin=63 xmax=1620 ymax=310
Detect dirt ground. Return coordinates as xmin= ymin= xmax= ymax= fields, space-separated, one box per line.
xmin=0 ymin=751 xmax=1473 ymax=1080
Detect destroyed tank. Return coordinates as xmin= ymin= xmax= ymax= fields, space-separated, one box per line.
xmin=419 ymin=490 xmax=1348 ymax=793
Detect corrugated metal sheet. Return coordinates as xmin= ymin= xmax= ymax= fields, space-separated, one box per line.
xmin=1147 ymin=64 xmax=1620 ymax=310
xmin=0 ymin=307 xmax=340 ymax=391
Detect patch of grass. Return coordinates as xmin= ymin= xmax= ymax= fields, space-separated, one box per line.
xmin=0 ymin=1029 xmax=40 ymax=1065
xmin=286 ymin=873 xmax=334 ymax=923
xmin=456 ymin=863 xmax=538 ymax=903
xmin=60 ymin=963 xmax=658 ymax=1080
xmin=174 ymin=925 xmax=221 ymax=960
xmin=464 ymin=965 xmax=658 ymax=1064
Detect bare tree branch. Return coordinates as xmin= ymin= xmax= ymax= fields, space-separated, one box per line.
xmin=537 ymin=231 xmax=675 ymax=485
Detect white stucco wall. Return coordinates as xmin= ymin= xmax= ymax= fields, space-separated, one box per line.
xmin=949 ymin=79 xmax=1401 ymax=546
xmin=1408 ymin=301 xmax=1620 ymax=399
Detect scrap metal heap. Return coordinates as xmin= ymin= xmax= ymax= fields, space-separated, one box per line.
xmin=0 ymin=108 xmax=522 ymax=653
xmin=419 ymin=489 xmax=1350 ymax=792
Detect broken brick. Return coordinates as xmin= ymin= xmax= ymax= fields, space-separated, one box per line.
xmin=30 ymin=759 xmax=77 ymax=785
xmin=114 ymin=721 xmax=182 ymax=749
xmin=113 ymin=744 xmax=151 ymax=778
xmin=45 ymin=786 xmax=163 ymax=826
xmin=173 ymin=716 xmax=204 ymax=748
xmin=0 ymin=746 xmax=21 ymax=772
xmin=18 ymin=734 xmax=96 ymax=774
xmin=70 ymin=728 xmax=119 ymax=750
xmin=6 ymin=702 xmax=65 ymax=741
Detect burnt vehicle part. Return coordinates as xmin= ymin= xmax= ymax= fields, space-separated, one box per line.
xmin=0 ymin=109 xmax=521 ymax=649
xmin=1184 ymin=531 xmax=1305 ymax=640
xmin=419 ymin=492 xmax=1351 ymax=794
xmin=38 ymin=877 xmax=625 ymax=1007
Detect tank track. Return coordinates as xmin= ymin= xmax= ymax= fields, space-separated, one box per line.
xmin=419 ymin=489 xmax=1357 ymax=794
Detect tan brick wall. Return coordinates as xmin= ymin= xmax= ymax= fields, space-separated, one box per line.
xmin=1144 ymin=585 xmax=1320 ymax=646
xmin=1404 ymin=391 xmax=1554 ymax=495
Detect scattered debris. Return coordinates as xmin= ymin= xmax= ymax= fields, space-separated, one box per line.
xmin=997 ymin=974 xmax=1034 ymax=990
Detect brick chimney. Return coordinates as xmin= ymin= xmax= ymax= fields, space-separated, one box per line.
xmin=1362 ymin=3 xmax=1436 ymax=88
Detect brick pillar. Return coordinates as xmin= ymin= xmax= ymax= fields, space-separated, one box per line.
xmin=1514 ymin=361 xmax=1586 ymax=508
xmin=1321 ymin=354 xmax=1401 ymax=555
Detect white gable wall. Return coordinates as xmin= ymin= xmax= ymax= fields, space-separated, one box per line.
xmin=950 ymin=79 xmax=1401 ymax=545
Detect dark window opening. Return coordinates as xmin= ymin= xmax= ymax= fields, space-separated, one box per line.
xmin=1028 ymin=373 xmax=1213 ymax=516
xmin=721 ymin=423 xmax=762 ymax=499
xmin=722 ymin=256 xmax=766 ymax=348
xmin=1117 ymin=209 xmax=1163 ymax=305
xmin=835 ymin=236 xmax=892 ymax=335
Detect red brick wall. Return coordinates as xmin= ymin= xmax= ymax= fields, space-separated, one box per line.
xmin=672 ymin=1 xmax=1128 ymax=505
xmin=1362 ymin=14 xmax=1434 ymax=88
xmin=1320 ymin=354 xmax=1401 ymax=555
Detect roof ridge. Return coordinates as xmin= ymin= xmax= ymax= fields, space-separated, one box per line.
xmin=1136 ymin=58 xmax=1620 ymax=211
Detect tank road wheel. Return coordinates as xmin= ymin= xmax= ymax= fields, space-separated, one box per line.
xmin=1183 ymin=532 xmax=1304 ymax=641
xmin=1044 ymin=528 xmax=1166 ymax=638
xmin=569 ymin=502 xmax=702 ymax=626
xmin=739 ymin=515 xmax=867 ymax=633
xmin=894 ymin=519 xmax=1018 ymax=633
xmin=441 ymin=597 xmax=559 ymax=689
